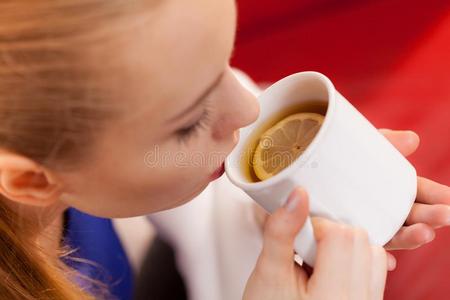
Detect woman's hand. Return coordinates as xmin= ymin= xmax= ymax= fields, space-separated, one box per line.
xmin=378 ymin=129 xmax=450 ymax=250
xmin=244 ymin=188 xmax=391 ymax=300
xmin=253 ymin=129 xmax=450 ymax=252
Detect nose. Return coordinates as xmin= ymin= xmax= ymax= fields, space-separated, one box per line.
xmin=212 ymin=68 xmax=260 ymax=140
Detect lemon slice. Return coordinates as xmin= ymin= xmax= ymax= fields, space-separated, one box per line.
xmin=253 ymin=112 xmax=324 ymax=181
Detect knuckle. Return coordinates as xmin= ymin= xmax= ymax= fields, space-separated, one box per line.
xmin=318 ymin=221 xmax=370 ymax=246
xmin=333 ymin=223 xmax=354 ymax=241
xmin=371 ymin=246 xmax=387 ymax=262
xmin=353 ymin=226 xmax=370 ymax=242
xmin=319 ymin=222 xmax=354 ymax=245
xmin=333 ymin=224 xmax=370 ymax=245
xmin=263 ymin=216 xmax=289 ymax=243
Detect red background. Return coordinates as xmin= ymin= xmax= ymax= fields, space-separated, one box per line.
xmin=232 ymin=1 xmax=450 ymax=299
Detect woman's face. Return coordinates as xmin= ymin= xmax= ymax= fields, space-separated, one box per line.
xmin=58 ymin=0 xmax=259 ymax=217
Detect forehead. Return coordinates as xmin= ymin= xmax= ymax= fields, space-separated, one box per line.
xmin=88 ymin=0 xmax=236 ymax=126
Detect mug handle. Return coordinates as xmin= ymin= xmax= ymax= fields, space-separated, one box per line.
xmin=293 ymin=216 xmax=317 ymax=266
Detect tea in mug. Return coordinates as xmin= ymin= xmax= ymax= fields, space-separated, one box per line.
xmin=240 ymin=101 xmax=327 ymax=182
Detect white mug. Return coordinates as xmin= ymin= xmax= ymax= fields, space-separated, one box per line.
xmin=225 ymin=71 xmax=417 ymax=266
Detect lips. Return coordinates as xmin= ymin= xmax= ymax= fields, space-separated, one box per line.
xmin=209 ymin=162 xmax=225 ymax=181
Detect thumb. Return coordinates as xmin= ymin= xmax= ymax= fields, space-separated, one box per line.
xmin=258 ymin=187 xmax=310 ymax=274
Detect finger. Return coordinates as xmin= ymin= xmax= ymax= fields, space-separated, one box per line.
xmin=259 ymin=188 xmax=310 ymax=276
xmin=294 ymin=263 xmax=309 ymax=288
xmin=385 ymin=223 xmax=435 ymax=250
xmin=386 ymin=252 xmax=397 ymax=271
xmin=310 ymin=219 xmax=371 ymax=297
xmin=378 ymin=129 xmax=420 ymax=157
xmin=301 ymin=262 xmax=313 ymax=277
xmin=253 ymin=202 xmax=269 ymax=231
xmin=310 ymin=217 xmax=336 ymax=241
xmin=349 ymin=227 xmax=372 ymax=299
xmin=370 ymin=246 xmax=388 ymax=300
xmin=292 ymin=254 xmax=311 ymax=287
xmin=406 ymin=202 xmax=450 ymax=228
xmin=416 ymin=176 xmax=450 ymax=205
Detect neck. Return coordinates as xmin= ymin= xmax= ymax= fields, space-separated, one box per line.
xmin=37 ymin=206 xmax=66 ymax=259
xmin=4 ymin=199 xmax=68 ymax=258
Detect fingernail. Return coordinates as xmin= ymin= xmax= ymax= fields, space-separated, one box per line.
xmin=284 ymin=189 xmax=302 ymax=213
xmin=405 ymin=130 xmax=419 ymax=143
xmin=424 ymin=230 xmax=436 ymax=243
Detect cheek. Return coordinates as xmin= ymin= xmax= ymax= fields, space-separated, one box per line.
xmin=64 ymin=151 xmax=212 ymax=216
xmin=134 ymin=153 xmax=213 ymax=211
xmin=60 ymin=123 xmax=220 ymax=216
xmin=136 ymin=141 xmax=215 ymax=193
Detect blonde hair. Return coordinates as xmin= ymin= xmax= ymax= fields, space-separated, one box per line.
xmin=0 ymin=1 xmax=148 ymax=298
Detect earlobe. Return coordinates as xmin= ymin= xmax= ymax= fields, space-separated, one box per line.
xmin=0 ymin=151 xmax=62 ymax=207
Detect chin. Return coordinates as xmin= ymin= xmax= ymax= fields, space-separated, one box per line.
xmin=159 ymin=180 xmax=211 ymax=211
xmin=91 ymin=176 xmax=213 ymax=218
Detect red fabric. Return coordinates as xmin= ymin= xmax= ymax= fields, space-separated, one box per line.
xmin=232 ymin=1 xmax=450 ymax=299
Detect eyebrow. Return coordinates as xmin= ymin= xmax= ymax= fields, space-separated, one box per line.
xmin=167 ymin=71 xmax=225 ymax=122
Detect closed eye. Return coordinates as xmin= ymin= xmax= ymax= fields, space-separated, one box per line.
xmin=175 ymin=103 xmax=212 ymax=144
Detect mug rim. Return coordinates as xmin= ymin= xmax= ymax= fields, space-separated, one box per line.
xmin=225 ymin=71 xmax=336 ymax=191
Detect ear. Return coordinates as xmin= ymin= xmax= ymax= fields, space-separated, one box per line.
xmin=0 ymin=151 xmax=63 ymax=207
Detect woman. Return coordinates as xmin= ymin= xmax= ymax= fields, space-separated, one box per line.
xmin=0 ymin=1 xmax=448 ymax=299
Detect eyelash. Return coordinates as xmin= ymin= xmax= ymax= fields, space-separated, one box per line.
xmin=176 ymin=104 xmax=212 ymax=144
